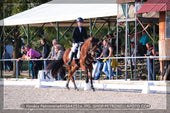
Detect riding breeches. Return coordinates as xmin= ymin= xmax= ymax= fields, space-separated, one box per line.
xmin=71 ymin=43 xmax=79 ymax=53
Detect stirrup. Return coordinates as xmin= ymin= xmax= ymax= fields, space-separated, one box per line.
xmin=67 ymin=61 xmax=72 ymax=65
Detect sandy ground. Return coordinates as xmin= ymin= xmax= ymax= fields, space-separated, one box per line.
xmin=3 ymin=85 xmax=167 ymax=110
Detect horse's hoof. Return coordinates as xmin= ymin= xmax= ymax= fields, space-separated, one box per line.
xmin=75 ymin=88 xmax=79 ymax=91
xmin=66 ymin=85 xmax=70 ymax=90
xmin=92 ymin=88 xmax=95 ymax=92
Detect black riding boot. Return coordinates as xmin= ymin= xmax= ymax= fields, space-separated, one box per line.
xmin=67 ymin=52 xmax=75 ymax=65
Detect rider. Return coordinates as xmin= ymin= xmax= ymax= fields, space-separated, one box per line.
xmin=67 ymin=17 xmax=88 ymax=65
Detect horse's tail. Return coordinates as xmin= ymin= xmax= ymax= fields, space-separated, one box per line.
xmin=46 ymin=60 xmax=66 ymax=80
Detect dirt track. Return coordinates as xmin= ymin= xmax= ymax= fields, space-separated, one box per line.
xmin=3 ymin=85 xmax=166 ymax=110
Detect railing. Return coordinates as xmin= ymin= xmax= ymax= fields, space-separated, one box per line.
xmin=0 ymin=56 xmax=169 ymax=80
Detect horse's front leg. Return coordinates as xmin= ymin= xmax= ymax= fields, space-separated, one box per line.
xmin=89 ymin=68 xmax=95 ymax=91
xmin=85 ymin=69 xmax=89 ymax=83
xmin=66 ymin=75 xmax=70 ymax=90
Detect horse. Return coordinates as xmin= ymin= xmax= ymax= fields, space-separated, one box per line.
xmin=49 ymin=37 xmax=99 ymax=91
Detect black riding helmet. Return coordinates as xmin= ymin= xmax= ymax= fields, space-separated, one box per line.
xmin=76 ymin=17 xmax=84 ymax=23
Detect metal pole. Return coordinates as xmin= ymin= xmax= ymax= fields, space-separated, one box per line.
xmin=16 ymin=60 xmax=18 ymax=79
xmin=91 ymin=18 xmax=97 ymax=36
xmin=108 ymin=22 xmax=110 ymax=33
xmin=27 ymin=24 xmax=31 ymax=78
xmin=134 ymin=4 xmax=137 ymax=80
xmin=93 ymin=22 xmax=106 ymax=36
xmin=74 ymin=70 xmax=77 ymax=80
xmin=80 ymin=69 xmax=82 ymax=80
xmin=89 ymin=18 xmax=92 ymax=36
xmin=56 ymin=22 xmax=59 ymax=41
xmin=116 ymin=4 xmax=119 ymax=80
xmin=0 ymin=26 xmax=3 ymax=78
xmin=59 ymin=22 xmax=75 ymax=41
xmin=116 ymin=22 xmax=119 ymax=80
xmin=44 ymin=60 xmax=46 ymax=70
xmin=147 ymin=57 xmax=150 ymax=80
xmin=125 ymin=3 xmax=128 ymax=80
xmin=153 ymin=24 xmax=155 ymax=80
xmin=127 ymin=22 xmax=133 ymax=79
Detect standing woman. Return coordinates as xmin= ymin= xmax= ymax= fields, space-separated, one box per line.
xmin=145 ymin=42 xmax=156 ymax=80
xmin=97 ymin=39 xmax=113 ymax=80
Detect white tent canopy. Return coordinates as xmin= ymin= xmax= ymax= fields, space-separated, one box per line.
xmin=0 ymin=0 xmax=117 ymax=26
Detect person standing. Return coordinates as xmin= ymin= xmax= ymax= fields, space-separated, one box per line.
xmin=95 ymin=39 xmax=113 ymax=80
xmin=67 ymin=17 xmax=88 ymax=65
xmin=40 ymin=38 xmax=50 ymax=69
xmin=17 ymin=46 xmax=27 ymax=73
xmin=145 ymin=42 xmax=156 ymax=80
xmin=41 ymin=38 xmax=50 ymax=59
xmin=139 ymin=31 xmax=150 ymax=54
xmin=2 ymin=49 xmax=11 ymax=72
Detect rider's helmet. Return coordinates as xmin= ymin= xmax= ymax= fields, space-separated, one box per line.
xmin=76 ymin=17 xmax=84 ymax=23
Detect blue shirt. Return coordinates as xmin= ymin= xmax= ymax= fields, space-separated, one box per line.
xmin=139 ymin=34 xmax=150 ymax=45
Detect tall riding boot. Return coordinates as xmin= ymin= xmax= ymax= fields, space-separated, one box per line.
xmin=74 ymin=50 xmax=78 ymax=59
xmin=67 ymin=52 xmax=75 ymax=65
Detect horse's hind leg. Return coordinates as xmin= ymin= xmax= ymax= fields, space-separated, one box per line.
xmin=67 ymin=65 xmax=79 ymax=91
xmin=65 ymin=66 xmax=71 ymax=90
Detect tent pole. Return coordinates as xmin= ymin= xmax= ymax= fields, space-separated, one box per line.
xmin=56 ymin=22 xmax=59 ymax=41
xmin=89 ymin=18 xmax=92 ymax=37
xmin=93 ymin=22 xmax=106 ymax=36
xmin=59 ymin=21 xmax=75 ymax=41
xmin=91 ymin=18 xmax=97 ymax=36
xmin=30 ymin=23 xmax=45 ymax=40
xmin=116 ymin=4 xmax=119 ymax=79
xmin=27 ymin=24 xmax=30 ymax=78
xmin=153 ymin=24 xmax=155 ymax=80
xmin=128 ymin=22 xmax=133 ymax=79
xmin=134 ymin=4 xmax=137 ymax=80
xmin=0 ymin=26 xmax=3 ymax=78
xmin=116 ymin=22 xmax=119 ymax=80
xmin=125 ymin=3 xmax=128 ymax=81
xmin=108 ymin=21 xmax=110 ymax=32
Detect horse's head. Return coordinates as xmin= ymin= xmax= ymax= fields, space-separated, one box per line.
xmin=88 ymin=37 xmax=101 ymax=57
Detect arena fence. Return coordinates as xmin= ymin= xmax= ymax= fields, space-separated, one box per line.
xmin=0 ymin=56 xmax=169 ymax=81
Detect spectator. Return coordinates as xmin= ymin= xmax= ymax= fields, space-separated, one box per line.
xmin=92 ymin=43 xmax=102 ymax=79
xmin=17 ymin=46 xmax=27 ymax=61
xmin=41 ymin=38 xmax=50 ymax=59
xmin=47 ymin=45 xmax=65 ymax=80
xmin=2 ymin=49 xmax=11 ymax=72
xmin=25 ymin=45 xmax=42 ymax=79
xmin=40 ymin=38 xmax=50 ymax=69
xmin=95 ymin=39 xmax=113 ymax=80
xmin=139 ymin=31 xmax=150 ymax=54
xmin=145 ymin=42 xmax=156 ymax=80
xmin=17 ymin=46 xmax=27 ymax=73
xmin=47 ymin=39 xmax=63 ymax=59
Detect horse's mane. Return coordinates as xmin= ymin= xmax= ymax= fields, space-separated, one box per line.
xmin=84 ymin=37 xmax=99 ymax=45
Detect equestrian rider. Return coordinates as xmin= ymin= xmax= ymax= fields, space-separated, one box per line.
xmin=67 ymin=17 xmax=88 ymax=65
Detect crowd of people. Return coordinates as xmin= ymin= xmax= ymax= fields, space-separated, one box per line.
xmin=2 ymin=17 xmax=157 ymax=81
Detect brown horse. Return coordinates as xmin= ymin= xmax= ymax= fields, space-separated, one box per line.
xmin=63 ymin=37 xmax=99 ymax=91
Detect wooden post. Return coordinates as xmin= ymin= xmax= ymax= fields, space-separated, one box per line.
xmin=159 ymin=11 xmax=166 ymax=80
